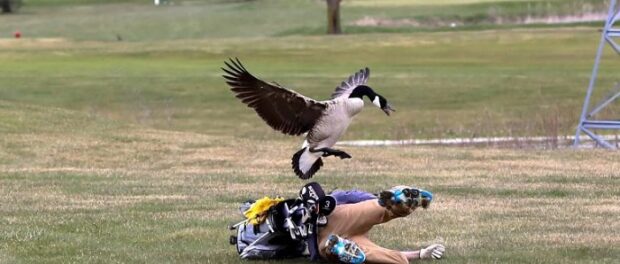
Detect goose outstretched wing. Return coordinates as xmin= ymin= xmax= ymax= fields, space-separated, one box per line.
xmin=223 ymin=58 xmax=327 ymax=136
xmin=330 ymin=67 xmax=370 ymax=99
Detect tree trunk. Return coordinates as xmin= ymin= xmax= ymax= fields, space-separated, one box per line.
xmin=1 ymin=0 xmax=21 ymax=13
xmin=326 ymin=0 xmax=342 ymax=34
xmin=1 ymin=0 xmax=12 ymax=13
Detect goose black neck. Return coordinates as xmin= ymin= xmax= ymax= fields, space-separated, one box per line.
xmin=349 ymin=85 xmax=376 ymax=99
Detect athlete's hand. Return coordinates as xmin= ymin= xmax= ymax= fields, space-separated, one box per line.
xmin=420 ymin=244 xmax=445 ymax=260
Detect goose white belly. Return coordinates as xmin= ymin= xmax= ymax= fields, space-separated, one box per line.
xmin=306 ymin=98 xmax=364 ymax=148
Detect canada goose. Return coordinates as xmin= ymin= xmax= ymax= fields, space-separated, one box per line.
xmin=222 ymin=58 xmax=395 ymax=179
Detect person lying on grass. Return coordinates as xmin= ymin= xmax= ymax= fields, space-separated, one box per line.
xmin=232 ymin=183 xmax=445 ymax=263
xmin=319 ymin=186 xmax=445 ymax=264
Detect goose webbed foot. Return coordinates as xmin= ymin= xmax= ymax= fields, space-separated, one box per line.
xmin=310 ymin=147 xmax=352 ymax=159
xmin=333 ymin=150 xmax=352 ymax=159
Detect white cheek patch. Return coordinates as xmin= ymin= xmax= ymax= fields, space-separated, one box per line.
xmin=372 ymin=97 xmax=381 ymax=108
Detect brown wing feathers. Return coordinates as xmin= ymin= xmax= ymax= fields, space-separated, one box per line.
xmin=222 ymin=58 xmax=326 ymax=136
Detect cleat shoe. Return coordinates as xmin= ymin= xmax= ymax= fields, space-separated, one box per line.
xmin=378 ymin=186 xmax=433 ymax=209
xmin=418 ymin=188 xmax=433 ymax=209
xmin=325 ymin=234 xmax=366 ymax=264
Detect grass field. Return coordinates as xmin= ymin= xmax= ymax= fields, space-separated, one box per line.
xmin=2 ymin=100 xmax=619 ymax=263
xmin=5 ymin=28 xmax=620 ymax=140
xmin=1 ymin=0 xmax=620 ymax=263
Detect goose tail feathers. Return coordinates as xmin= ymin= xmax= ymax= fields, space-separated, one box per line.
xmin=292 ymin=147 xmax=323 ymax=179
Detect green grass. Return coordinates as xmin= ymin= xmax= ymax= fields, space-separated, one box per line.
xmin=1 ymin=0 xmax=620 ymax=263
xmin=3 ymin=28 xmax=620 ymax=139
xmin=1 ymin=0 xmax=608 ymax=40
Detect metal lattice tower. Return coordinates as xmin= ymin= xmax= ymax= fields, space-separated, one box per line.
xmin=574 ymin=0 xmax=620 ymax=148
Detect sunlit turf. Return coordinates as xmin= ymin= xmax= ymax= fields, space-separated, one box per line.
xmin=1 ymin=0 xmax=620 ymax=263
xmin=0 ymin=0 xmax=607 ymax=41
xmin=2 ymin=27 xmax=620 ymax=140
xmin=1 ymin=101 xmax=619 ymax=263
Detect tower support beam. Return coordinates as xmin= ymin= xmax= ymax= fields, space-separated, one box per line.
xmin=574 ymin=0 xmax=620 ymax=148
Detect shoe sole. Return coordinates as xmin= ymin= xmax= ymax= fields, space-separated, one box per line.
xmin=324 ymin=234 xmax=367 ymax=264
xmin=326 ymin=234 xmax=340 ymax=254
xmin=378 ymin=188 xmax=420 ymax=208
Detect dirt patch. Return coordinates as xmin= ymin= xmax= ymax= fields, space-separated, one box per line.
xmin=0 ymin=38 xmax=70 ymax=48
xmin=521 ymin=13 xmax=607 ymax=24
xmin=351 ymin=12 xmax=607 ymax=28
xmin=353 ymin=16 xmax=423 ymax=27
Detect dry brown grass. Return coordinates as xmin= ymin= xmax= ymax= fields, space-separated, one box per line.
xmin=1 ymin=101 xmax=619 ymax=263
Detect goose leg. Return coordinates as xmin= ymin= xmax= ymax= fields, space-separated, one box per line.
xmin=309 ymin=147 xmax=352 ymax=159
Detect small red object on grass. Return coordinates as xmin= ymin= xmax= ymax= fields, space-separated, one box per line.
xmin=14 ymin=31 xmax=21 ymax=39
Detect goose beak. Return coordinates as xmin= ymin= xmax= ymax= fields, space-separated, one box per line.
xmin=382 ymin=105 xmax=395 ymax=116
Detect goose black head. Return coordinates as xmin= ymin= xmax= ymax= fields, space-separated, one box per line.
xmin=349 ymin=85 xmax=395 ymax=116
